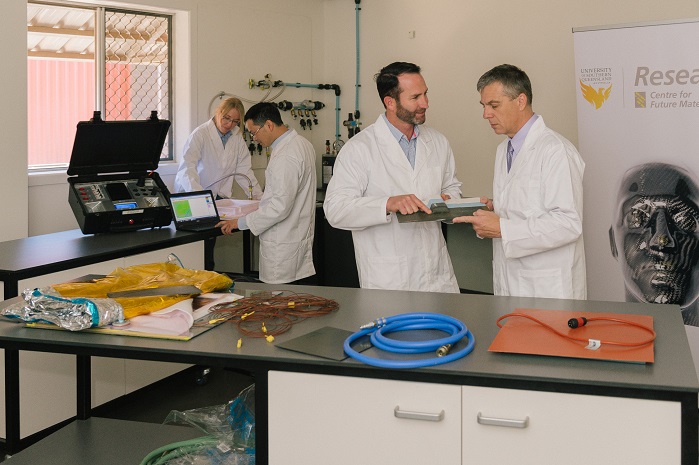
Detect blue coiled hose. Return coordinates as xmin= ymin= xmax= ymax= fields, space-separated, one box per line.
xmin=343 ymin=312 xmax=475 ymax=369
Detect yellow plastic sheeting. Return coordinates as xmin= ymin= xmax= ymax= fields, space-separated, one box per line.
xmin=53 ymin=263 xmax=233 ymax=319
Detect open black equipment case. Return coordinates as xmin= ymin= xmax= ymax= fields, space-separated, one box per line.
xmin=67 ymin=111 xmax=173 ymax=234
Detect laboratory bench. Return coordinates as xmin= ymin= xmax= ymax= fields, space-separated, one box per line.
xmin=0 ymin=283 xmax=695 ymax=464
xmin=0 ymin=224 xmax=222 ymax=300
xmin=212 ymin=193 xmax=361 ymax=287
xmin=0 ymin=224 xmax=230 ymax=453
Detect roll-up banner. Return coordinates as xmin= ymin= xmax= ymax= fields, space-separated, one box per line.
xmin=574 ymin=19 xmax=699 ymax=369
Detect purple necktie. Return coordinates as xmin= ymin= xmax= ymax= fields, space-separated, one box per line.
xmin=506 ymin=141 xmax=515 ymax=172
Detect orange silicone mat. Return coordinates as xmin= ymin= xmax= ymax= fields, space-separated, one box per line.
xmin=488 ymin=308 xmax=654 ymax=364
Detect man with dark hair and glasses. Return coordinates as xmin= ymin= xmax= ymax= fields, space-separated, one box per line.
xmin=217 ymin=102 xmax=317 ymax=285
xmin=324 ymin=61 xmax=462 ymax=293
xmin=175 ymin=97 xmax=262 ymax=200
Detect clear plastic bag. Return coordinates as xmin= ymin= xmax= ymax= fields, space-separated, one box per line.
xmin=147 ymin=384 xmax=255 ymax=465
xmin=227 ymin=384 xmax=255 ymax=451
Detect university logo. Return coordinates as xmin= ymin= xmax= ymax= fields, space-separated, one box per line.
xmin=635 ymin=92 xmax=646 ymax=108
xmin=580 ymin=80 xmax=613 ymax=109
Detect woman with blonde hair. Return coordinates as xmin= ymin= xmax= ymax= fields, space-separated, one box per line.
xmin=175 ymin=97 xmax=262 ymax=199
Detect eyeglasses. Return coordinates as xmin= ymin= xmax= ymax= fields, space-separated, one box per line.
xmin=250 ymin=124 xmax=265 ymax=140
xmin=221 ymin=115 xmax=240 ymax=125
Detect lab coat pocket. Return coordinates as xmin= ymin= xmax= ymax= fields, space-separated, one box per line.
xmin=365 ymin=255 xmax=409 ymax=290
xmin=259 ymin=239 xmax=301 ymax=282
xmin=518 ymin=268 xmax=564 ymax=298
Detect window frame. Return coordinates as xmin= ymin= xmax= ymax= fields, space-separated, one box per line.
xmin=27 ymin=1 xmax=174 ymax=171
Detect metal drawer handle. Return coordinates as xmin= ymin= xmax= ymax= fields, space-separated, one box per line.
xmin=394 ymin=405 xmax=445 ymax=422
xmin=477 ymin=412 xmax=529 ymax=429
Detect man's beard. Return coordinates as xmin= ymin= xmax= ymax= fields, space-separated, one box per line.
xmin=396 ymin=101 xmax=426 ymax=125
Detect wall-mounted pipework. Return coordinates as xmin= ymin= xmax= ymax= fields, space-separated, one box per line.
xmin=277 ymin=100 xmax=325 ymax=112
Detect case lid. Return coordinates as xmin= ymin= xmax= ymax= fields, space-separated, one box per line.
xmin=67 ymin=114 xmax=171 ymax=176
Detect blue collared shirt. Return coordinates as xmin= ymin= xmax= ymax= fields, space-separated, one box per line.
xmin=382 ymin=114 xmax=419 ymax=169
xmin=219 ymin=129 xmax=233 ymax=148
xmin=507 ymin=114 xmax=539 ymax=166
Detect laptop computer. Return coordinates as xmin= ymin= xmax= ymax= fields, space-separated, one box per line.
xmin=169 ymin=190 xmax=221 ymax=232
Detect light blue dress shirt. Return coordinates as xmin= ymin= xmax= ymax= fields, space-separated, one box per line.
xmin=382 ymin=114 xmax=419 ymax=169
xmin=219 ymin=129 xmax=232 ymax=147
xmin=507 ymin=114 xmax=539 ymax=168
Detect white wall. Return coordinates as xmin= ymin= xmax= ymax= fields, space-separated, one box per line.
xmin=322 ymin=0 xmax=699 ymax=198
xmin=1 ymin=0 xmax=29 ymax=241
xmin=191 ymin=0 xmax=328 ymax=195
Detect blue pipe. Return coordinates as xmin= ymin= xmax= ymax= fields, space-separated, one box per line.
xmin=343 ymin=312 xmax=475 ymax=369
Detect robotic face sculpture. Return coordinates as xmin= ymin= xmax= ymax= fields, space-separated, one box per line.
xmin=610 ymin=163 xmax=699 ymax=308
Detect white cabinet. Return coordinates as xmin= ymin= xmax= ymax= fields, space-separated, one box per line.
xmin=268 ymin=371 xmax=462 ymax=465
xmin=462 ymin=385 xmax=680 ymax=465
xmin=268 ymin=372 xmax=682 ymax=465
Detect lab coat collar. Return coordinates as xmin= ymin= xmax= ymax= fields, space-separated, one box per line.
xmin=271 ymin=127 xmax=292 ymax=150
xmin=509 ymin=114 xmax=538 ymax=156
xmin=269 ymin=128 xmax=297 ymax=160
xmin=506 ymin=116 xmax=546 ymax=177
xmin=374 ymin=115 xmax=432 ymax=175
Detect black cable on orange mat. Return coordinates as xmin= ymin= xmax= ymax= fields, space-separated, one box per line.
xmin=496 ymin=312 xmax=656 ymax=347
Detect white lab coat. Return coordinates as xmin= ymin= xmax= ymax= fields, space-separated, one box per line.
xmin=493 ymin=116 xmax=587 ymax=299
xmin=324 ymin=115 xmax=461 ymax=293
xmin=245 ymin=129 xmax=316 ymax=284
xmin=174 ymin=119 xmax=263 ymax=199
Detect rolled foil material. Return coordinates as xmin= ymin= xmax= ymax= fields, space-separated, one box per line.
xmin=1 ymin=288 xmax=124 ymax=331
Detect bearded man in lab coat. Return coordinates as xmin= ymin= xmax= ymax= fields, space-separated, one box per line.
xmin=455 ymin=64 xmax=587 ymax=299
xmin=217 ymin=102 xmax=317 ymax=284
xmin=324 ymin=62 xmax=462 ymax=293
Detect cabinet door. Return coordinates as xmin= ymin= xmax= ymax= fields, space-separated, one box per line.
xmin=462 ymin=386 xmax=680 ymax=464
xmin=268 ymin=371 xmax=461 ymax=465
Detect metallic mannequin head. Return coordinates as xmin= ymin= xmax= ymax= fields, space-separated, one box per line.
xmin=609 ymin=163 xmax=699 ymax=324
